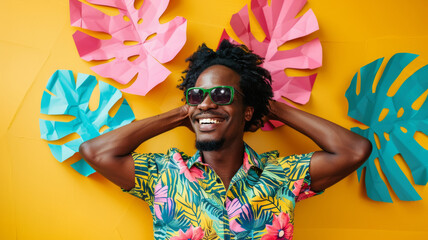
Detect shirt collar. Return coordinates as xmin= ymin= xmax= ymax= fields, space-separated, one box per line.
xmin=186 ymin=142 xmax=266 ymax=172
xmin=187 ymin=150 xmax=203 ymax=169
xmin=242 ymin=142 xmax=265 ymax=173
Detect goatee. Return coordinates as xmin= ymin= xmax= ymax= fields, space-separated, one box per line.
xmin=195 ymin=139 xmax=225 ymax=151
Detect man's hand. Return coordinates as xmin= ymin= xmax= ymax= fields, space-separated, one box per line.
xmin=246 ymin=100 xmax=276 ymax=132
xmin=247 ymin=118 xmax=267 ymax=132
xmin=178 ymin=104 xmax=194 ymax=132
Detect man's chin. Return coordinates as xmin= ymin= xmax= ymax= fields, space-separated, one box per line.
xmin=195 ymin=139 xmax=225 ymax=151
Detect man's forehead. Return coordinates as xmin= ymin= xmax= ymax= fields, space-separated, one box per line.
xmin=195 ymin=65 xmax=240 ymax=88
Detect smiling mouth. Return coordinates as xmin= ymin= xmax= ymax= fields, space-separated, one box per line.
xmin=195 ymin=117 xmax=225 ymax=132
xmin=198 ymin=118 xmax=222 ymax=124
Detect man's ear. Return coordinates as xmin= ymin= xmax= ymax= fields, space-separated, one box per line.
xmin=244 ymin=106 xmax=254 ymax=121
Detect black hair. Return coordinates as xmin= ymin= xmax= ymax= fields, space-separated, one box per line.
xmin=178 ymin=39 xmax=273 ymax=131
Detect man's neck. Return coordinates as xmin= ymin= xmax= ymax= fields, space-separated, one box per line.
xmin=201 ymin=140 xmax=245 ymax=190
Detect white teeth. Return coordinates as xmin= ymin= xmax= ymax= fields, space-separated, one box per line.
xmin=199 ymin=118 xmax=220 ymax=124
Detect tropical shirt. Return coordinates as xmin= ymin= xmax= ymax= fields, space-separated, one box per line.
xmin=124 ymin=143 xmax=322 ymax=240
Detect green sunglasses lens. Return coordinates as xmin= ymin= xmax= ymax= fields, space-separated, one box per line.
xmin=187 ymin=88 xmax=205 ymax=105
xmin=210 ymin=87 xmax=232 ymax=104
xmin=186 ymin=86 xmax=234 ymax=105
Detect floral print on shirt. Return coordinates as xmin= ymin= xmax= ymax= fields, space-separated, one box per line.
xmin=124 ymin=143 xmax=322 ymax=239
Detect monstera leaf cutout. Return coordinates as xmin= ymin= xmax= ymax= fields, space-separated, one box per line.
xmin=346 ymin=53 xmax=428 ymax=202
xmin=40 ymin=70 xmax=135 ymax=176
xmin=70 ymin=0 xmax=187 ymax=95
xmin=220 ymin=0 xmax=322 ymax=130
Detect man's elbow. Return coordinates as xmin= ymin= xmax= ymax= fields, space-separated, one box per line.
xmin=353 ymin=137 xmax=372 ymax=165
xmin=79 ymin=141 xmax=98 ymax=165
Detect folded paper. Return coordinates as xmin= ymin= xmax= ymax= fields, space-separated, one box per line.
xmin=219 ymin=0 xmax=322 ymax=130
xmin=40 ymin=70 xmax=135 ymax=176
xmin=70 ymin=0 xmax=187 ymax=95
xmin=345 ymin=53 xmax=428 ymax=202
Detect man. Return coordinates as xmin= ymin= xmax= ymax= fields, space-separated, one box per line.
xmin=79 ymin=40 xmax=372 ymax=239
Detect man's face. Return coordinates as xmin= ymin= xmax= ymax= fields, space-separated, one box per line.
xmin=188 ymin=65 xmax=253 ymax=150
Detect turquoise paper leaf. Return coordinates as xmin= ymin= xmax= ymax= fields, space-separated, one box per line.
xmin=40 ymin=70 xmax=135 ymax=176
xmin=345 ymin=53 xmax=428 ymax=202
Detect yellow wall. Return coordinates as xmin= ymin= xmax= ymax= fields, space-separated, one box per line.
xmin=1 ymin=0 xmax=428 ymax=239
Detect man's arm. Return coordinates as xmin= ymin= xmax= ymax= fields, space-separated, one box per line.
xmin=268 ymin=101 xmax=372 ymax=192
xmin=79 ymin=105 xmax=190 ymax=190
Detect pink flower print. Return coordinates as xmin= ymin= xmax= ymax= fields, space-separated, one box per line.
xmin=243 ymin=152 xmax=251 ymax=172
xmin=173 ymin=152 xmax=186 ymax=166
xmin=154 ymin=203 xmax=162 ymax=220
xmin=153 ymin=182 xmax=168 ymax=220
xmin=230 ymin=219 xmax=246 ymax=233
xmin=226 ymin=198 xmax=243 ymax=218
xmin=262 ymin=212 xmax=293 ymax=240
xmin=291 ymin=179 xmax=304 ymax=197
xmin=296 ymin=182 xmax=316 ymax=202
xmin=171 ymin=225 xmax=204 ymax=240
xmin=189 ymin=166 xmax=204 ymax=180
xmin=226 ymin=199 xmax=245 ymax=233
xmin=154 ymin=182 xmax=168 ymax=205
xmin=173 ymin=153 xmax=204 ymax=182
xmin=154 ymin=198 xmax=175 ymax=221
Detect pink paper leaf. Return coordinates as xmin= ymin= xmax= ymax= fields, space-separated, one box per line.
xmin=70 ymin=0 xmax=187 ymax=95
xmin=219 ymin=0 xmax=322 ymax=129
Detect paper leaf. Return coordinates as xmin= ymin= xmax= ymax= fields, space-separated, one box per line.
xmin=70 ymin=0 xmax=187 ymax=95
xmin=220 ymin=0 xmax=322 ymax=106
xmin=345 ymin=53 xmax=428 ymax=202
xmin=40 ymin=70 xmax=135 ymax=176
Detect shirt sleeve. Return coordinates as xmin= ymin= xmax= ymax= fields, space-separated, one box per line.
xmin=121 ymin=152 xmax=163 ymax=204
xmin=279 ymin=152 xmax=323 ymax=202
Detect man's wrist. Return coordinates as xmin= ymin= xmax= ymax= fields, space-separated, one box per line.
xmin=268 ymin=100 xmax=281 ymax=121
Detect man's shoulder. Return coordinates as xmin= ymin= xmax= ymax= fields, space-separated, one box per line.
xmin=132 ymin=147 xmax=191 ymax=157
xmin=245 ymin=143 xmax=279 ymax=159
xmin=131 ymin=147 xmax=193 ymax=163
xmin=259 ymin=149 xmax=280 ymax=159
xmin=165 ymin=147 xmax=198 ymax=164
xmin=131 ymin=147 xmax=198 ymax=173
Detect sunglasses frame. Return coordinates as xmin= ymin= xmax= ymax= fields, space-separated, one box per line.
xmin=186 ymin=86 xmax=241 ymax=106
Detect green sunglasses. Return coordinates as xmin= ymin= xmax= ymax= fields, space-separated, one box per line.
xmin=186 ymin=86 xmax=244 ymax=106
